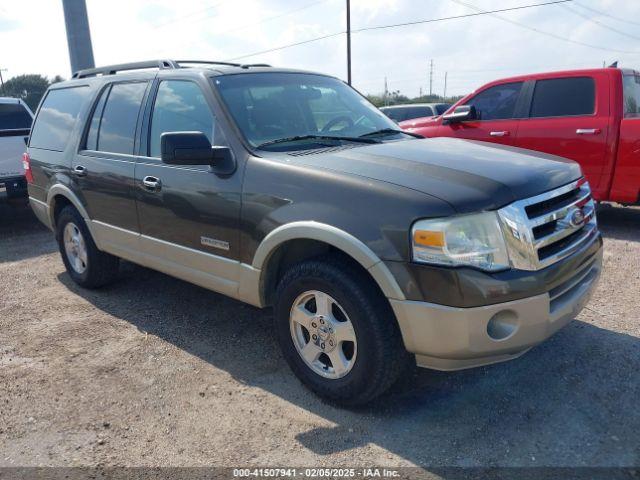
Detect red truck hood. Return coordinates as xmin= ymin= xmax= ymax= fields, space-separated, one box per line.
xmin=399 ymin=116 xmax=440 ymax=131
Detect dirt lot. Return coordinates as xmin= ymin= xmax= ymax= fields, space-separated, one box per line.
xmin=0 ymin=200 xmax=638 ymax=472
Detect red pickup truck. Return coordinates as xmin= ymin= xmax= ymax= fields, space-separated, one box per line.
xmin=400 ymin=67 xmax=640 ymax=204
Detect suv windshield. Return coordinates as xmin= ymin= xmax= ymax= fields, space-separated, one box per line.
xmin=213 ymin=72 xmax=401 ymax=149
xmin=623 ymin=73 xmax=640 ymax=118
xmin=0 ymin=102 xmax=32 ymax=131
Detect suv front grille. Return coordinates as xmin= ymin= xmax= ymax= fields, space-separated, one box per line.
xmin=497 ymin=179 xmax=598 ymax=271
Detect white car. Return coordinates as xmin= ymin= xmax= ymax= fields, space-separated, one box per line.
xmin=0 ymin=97 xmax=33 ymax=200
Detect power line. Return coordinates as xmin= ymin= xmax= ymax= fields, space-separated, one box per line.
xmin=450 ymin=0 xmax=640 ymax=55
xmin=227 ymin=31 xmax=345 ymax=61
xmin=352 ymin=0 xmax=572 ymax=32
xmin=561 ymin=4 xmax=640 ymax=42
xmin=225 ymin=0 xmax=579 ymax=63
xmin=572 ymin=1 xmax=640 ymax=28
xmin=152 ymin=1 xmax=227 ymax=29
xmin=217 ymin=0 xmax=333 ymax=36
xmin=149 ymin=0 xmax=334 ymax=60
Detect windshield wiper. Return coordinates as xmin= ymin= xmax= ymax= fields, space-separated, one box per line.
xmin=257 ymin=134 xmax=379 ymax=149
xmin=359 ymin=128 xmax=422 ymax=139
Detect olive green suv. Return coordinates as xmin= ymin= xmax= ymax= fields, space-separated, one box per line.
xmin=26 ymin=60 xmax=602 ymax=405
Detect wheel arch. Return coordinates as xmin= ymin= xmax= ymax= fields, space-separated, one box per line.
xmin=46 ymin=184 xmax=95 ymax=237
xmin=251 ymin=221 xmax=406 ymax=306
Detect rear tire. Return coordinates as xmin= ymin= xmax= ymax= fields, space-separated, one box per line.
xmin=56 ymin=206 xmax=119 ymax=288
xmin=274 ymin=255 xmax=409 ymax=406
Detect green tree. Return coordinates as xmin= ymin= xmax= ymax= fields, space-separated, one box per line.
xmin=0 ymin=74 xmax=64 ymax=111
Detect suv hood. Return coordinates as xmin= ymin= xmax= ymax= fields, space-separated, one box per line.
xmin=282 ymin=137 xmax=582 ymax=213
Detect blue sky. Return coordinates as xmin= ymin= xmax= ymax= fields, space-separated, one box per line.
xmin=1 ymin=0 xmax=639 ymax=97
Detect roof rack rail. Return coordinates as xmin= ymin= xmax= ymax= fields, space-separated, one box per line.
xmin=71 ymin=59 xmax=273 ymax=79
xmin=240 ymin=63 xmax=272 ymax=68
xmin=72 ymin=60 xmax=178 ymax=79
xmin=175 ymin=60 xmax=272 ymax=69
xmin=175 ymin=60 xmax=242 ymax=68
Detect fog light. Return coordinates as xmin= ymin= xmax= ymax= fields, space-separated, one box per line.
xmin=487 ymin=310 xmax=519 ymax=340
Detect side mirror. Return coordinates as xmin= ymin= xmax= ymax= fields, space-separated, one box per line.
xmin=160 ymin=131 xmax=232 ymax=166
xmin=442 ymin=105 xmax=477 ymax=124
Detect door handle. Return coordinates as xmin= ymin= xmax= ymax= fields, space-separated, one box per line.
xmin=72 ymin=165 xmax=87 ymax=177
xmin=576 ymin=128 xmax=601 ymax=135
xmin=142 ymin=176 xmax=162 ymax=191
xmin=489 ymin=131 xmax=510 ymax=137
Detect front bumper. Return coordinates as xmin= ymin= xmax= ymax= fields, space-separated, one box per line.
xmin=390 ymin=243 xmax=602 ymax=371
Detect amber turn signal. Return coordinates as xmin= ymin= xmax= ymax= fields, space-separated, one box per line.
xmin=413 ymin=230 xmax=445 ymax=248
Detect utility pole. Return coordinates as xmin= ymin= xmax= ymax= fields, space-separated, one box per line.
xmin=62 ymin=0 xmax=95 ymax=74
xmin=429 ymin=59 xmax=434 ymax=97
xmin=346 ymin=0 xmax=352 ymax=85
xmin=443 ymin=72 xmax=448 ymax=100
xmin=384 ymin=77 xmax=388 ymax=106
xmin=0 ymin=69 xmax=6 ymax=90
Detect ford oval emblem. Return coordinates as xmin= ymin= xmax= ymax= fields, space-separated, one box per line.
xmin=569 ymin=208 xmax=586 ymax=227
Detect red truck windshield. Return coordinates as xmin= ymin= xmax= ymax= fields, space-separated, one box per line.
xmin=0 ymin=103 xmax=32 ymax=131
xmin=623 ymin=73 xmax=640 ymax=118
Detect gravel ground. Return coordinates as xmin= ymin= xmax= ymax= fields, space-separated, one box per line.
xmin=0 ymin=200 xmax=638 ymax=472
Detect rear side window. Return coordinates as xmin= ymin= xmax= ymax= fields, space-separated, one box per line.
xmin=468 ymin=82 xmax=523 ymax=121
xmin=623 ymin=73 xmax=640 ymax=118
xmin=85 ymin=82 xmax=147 ymax=155
xmin=530 ymin=77 xmax=595 ymax=118
xmin=30 ymin=86 xmax=89 ymax=151
xmin=0 ymin=103 xmax=32 ymax=130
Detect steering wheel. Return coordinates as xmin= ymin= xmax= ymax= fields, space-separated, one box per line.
xmin=321 ymin=116 xmax=354 ymax=133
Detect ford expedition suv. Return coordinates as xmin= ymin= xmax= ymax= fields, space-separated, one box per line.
xmin=27 ymin=60 xmax=602 ymax=405
xmin=0 ymin=97 xmax=33 ymax=201
xmin=401 ymin=67 xmax=640 ymax=204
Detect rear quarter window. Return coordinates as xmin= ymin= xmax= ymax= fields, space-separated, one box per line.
xmin=29 ymin=86 xmax=90 ymax=151
xmin=623 ymin=73 xmax=640 ymax=118
xmin=0 ymin=103 xmax=32 ymax=130
xmin=530 ymin=77 xmax=595 ymax=118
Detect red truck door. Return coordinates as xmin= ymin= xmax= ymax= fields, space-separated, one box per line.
xmin=437 ymin=81 xmax=525 ymax=145
xmin=514 ymin=74 xmax=610 ymax=198
xmin=609 ymin=71 xmax=640 ymax=204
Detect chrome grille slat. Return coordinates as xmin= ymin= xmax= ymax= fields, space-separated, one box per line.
xmin=533 ymin=205 xmax=595 ymax=249
xmin=537 ymin=223 xmax=597 ymax=269
xmin=529 ymin=190 xmax=592 ymax=227
xmin=498 ymin=179 xmax=598 ymax=271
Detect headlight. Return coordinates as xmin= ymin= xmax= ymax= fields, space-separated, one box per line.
xmin=411 ymin=212 xmax=509 ymax=272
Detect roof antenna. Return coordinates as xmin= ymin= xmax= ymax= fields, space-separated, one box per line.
xmin=608 ymin=61 xmax=618 ymax=68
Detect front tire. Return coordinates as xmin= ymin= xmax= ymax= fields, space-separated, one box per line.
xmin=274 ymin=255 xmax=408 ymax=406
xmin=56 ymin=206 xmax=119 ymax=288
